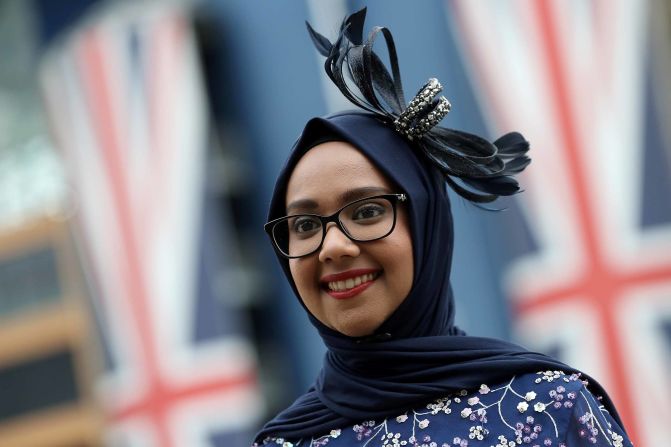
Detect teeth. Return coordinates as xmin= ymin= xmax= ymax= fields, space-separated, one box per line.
xmin=327 ymin=273 xmax=377 ymax=292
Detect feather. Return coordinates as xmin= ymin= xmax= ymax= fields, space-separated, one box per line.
xmin=305 ymin=8 xmax=532 ymax=203
xmin=306 ymin=22 xmax=333 ymax=57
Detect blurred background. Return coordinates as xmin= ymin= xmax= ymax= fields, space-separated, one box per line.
xmin=0 ymin=0 xmax=669 ymax=446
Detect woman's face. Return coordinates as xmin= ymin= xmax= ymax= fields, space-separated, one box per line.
xmin=285 ymin=141 xmax=414 ymax=337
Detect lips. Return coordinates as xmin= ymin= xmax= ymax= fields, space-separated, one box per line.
xmin=320 ymin=269 xmax=381 ymax=299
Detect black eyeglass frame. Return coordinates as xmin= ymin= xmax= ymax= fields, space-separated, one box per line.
xmin=264 ymin=193 xmax=408 ymax=259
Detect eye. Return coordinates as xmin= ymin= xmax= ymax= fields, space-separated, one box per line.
xmin=292 ymin=216 xmax=321 ymax=235
xmin=352 ymin=203 xmax=386 ymax=221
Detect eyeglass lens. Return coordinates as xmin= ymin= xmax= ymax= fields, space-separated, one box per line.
xmin=271 ymin=196 xmax=396 ymax=257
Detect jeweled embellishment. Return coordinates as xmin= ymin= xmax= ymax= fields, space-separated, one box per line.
xmin=394 ymin=78 xmax=451 ymax=140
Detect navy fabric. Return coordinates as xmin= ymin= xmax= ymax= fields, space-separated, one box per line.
xmin=256 ymin=372 xmax=633 ymax=447
xmin=255 ymin=113 xmax=623 ymax=442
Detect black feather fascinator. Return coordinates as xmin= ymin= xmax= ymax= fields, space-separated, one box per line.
xmin=306 ymin=8 xmax=530 ymax=203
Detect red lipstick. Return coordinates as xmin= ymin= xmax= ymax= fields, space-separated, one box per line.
xmin=321 ymin=269 xmax=381 ymax=300
xmin=320 ymin=268 xmax=379 ymax=283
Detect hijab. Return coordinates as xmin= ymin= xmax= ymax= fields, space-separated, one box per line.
xmin=255 ymin=112 xmax=623 ymax=442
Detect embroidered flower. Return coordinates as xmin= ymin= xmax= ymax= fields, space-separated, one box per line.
xmin=427 ymin=398 xmax=452 ymax=415
xmin=611 ymin=431 xmax=624 ymax=447
xmin=381 ymin=432 xmax=403 ymax=447
xmin=329 ymin=429 xmax=341 ymax=438
xmin=525 ymin=391 xmax=537 ymax=401
xmin=396 ymin=414 xmax=408 ymax=423
xmin=467 ymin=396 xmax=480 ymax=406
xmin=517 ymin=401 xmax=529 ymax=412
xmin=534 ymin=402 xmax=546 ymax=412
xmin=418 ymin=419 xmax=430 ymax=429
xmin=459 ymin=389 xmax=468 ymax=396
xmin=461 ymin=408 xmax=472 ymax=418
xmin=495 ymin=435 xmax=516 ymax=447
xmin=468 ymin=425 xmax=488 ymax=441
xmin=479 ymin=384 xmax=490 ymax=394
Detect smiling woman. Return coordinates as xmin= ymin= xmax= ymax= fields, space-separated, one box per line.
xmin=285 ymin=141 xmax=413 ymax=337
xmin=252 ymin=8 xmax=632 ymax=447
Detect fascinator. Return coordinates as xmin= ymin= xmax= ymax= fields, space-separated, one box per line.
xmin=307 ymin=7 xmax=529 ymax=203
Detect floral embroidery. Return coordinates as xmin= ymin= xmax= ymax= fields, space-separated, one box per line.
xmin=610 ymin=430 xmax=624 ymax=447
xmin=467 ymin=425 xmax=488 ymax=441
xmin=258 ymin=372 xmax=631 ymax=447
xmin=352 ymin=420 xmax=376 ymax=441
xmin=427 ymin=398 xmax=452 ymax=415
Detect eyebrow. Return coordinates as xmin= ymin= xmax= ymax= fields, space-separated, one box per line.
xmin=286 ymin=186 xmax=391 ymax=214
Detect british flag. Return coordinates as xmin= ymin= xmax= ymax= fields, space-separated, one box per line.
xmin=450 ymin=1 xmax=671 ymax=446
xmin=39 ymin=3 xmax=261 ymax=446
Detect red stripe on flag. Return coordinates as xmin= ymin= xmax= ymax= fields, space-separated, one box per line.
xmin=111 ymin=373 xmax=258 ymax=422
xmin=77 ymin=21 xmax=256 ymax=445
xmin=528 ymin=2 xmax=641 ymax=443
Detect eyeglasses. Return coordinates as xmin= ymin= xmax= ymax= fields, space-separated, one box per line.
xmin=265 ymin=193 xmax=407 ymax=259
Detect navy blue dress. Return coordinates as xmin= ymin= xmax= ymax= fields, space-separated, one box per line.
xmin=254 ymin=370 xmax=632 ymax=447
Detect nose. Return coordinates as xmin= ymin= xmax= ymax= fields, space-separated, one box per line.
xmin=318 ymin=223 xmax=360 ymax=263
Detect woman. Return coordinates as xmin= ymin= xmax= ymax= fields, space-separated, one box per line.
xmin=253 ymin=9 xmax=632 ymax=447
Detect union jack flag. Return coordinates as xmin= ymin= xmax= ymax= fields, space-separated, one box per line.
xmin=450 ymin=1 xmax=671 ymax=445
xmin=40 ymin=3 xmax=261 ymax=446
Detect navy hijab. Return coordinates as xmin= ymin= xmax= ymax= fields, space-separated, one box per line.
xmin=255 ymin=112 xmax=623 ymax=442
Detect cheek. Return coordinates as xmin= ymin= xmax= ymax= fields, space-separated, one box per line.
xmin=388 ymin=221 xmax=414 ymax=298
xmin=289 ymin=259 xmax=318 ymax=303
xmin=392 ymin=242 xmax=414 ymax=297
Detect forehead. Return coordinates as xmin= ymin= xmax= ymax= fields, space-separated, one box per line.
xmin=286 ymin=141 xmax=393 ymax=206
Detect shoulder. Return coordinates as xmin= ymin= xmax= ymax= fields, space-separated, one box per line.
xmin=476 ymin=370 xmax=631 ymax=447
xmin=253 ymin=371 xmax=631 ymax=447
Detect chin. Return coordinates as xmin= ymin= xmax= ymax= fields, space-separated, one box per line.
xmin=332 ymin=317 xmax=380 ymax=338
